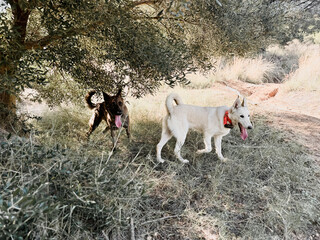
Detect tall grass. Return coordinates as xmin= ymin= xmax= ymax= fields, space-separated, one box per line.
xmin=284 ymin=53 xmax=320 ymax=91
xmin=214 ymin=56 xmax=277 ymax=84
xmin=211 ymin=38 xmax=320 ymax=91
xmin=1 ymin=99 xmax=320 ymax=239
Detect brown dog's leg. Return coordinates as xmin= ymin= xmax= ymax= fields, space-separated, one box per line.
xmin=102 ymin=126 xmax=110 ymax=133
xmin=125 ymin=126 xmax=131 ymax=139
xmin=86 ymin=113 xmax=102 ymax=140
xmin=86 ymin=128 xmax=94 ymax=140
xmin=110 ymin=129 xmax=117 ymax=150
xmin=125 ymin=116 xmax=131 ymax=139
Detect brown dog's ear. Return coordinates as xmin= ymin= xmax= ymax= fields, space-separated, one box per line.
xmin=102 ymin=92 xmax=110 ymax=101
xmin=116 ymin=88 xmax=122 ymax=97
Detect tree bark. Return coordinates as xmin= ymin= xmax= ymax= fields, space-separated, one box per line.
xmin=0 ymin=92 xmax=16 ymax=117
xmin=0 ymin=1 xmax=30 ymax=127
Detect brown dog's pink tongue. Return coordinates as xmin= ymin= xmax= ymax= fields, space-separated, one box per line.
xmin=115 ymin=115 xmax=122 ymax=128
xmin=240 ymin=125 xmax=248 ymax=140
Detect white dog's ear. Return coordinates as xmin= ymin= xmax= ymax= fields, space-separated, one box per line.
xmin=232 ymin=96 xmax=242 ymax=109
xmin=242 ymin=97 xmax=247 ymax=107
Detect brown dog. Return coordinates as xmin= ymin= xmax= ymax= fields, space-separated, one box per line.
xmin=85 ymin=88 xmax=130 ymax=148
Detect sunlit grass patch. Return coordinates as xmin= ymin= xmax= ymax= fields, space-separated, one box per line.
xmin=284 ymin=54 xmax=320 ymax=92
xmin=183 ymin=72 xmax=215 ymax=89
xmin=34 ymin=106 xmax=90 ymax=147
xmin=211 ymin=39 xmax=320 ymax=91
xmin=214 ymin=56 xmax=277 ymax=84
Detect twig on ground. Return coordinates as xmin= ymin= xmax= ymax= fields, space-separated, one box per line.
xmin=140 ymin=215 xmax=181 ymax=226
xmin=130 ymin=217 xmax=135 ymax=240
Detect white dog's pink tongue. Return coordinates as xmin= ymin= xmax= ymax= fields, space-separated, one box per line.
xmin=115 ymin=115 xmax=122 ymax=128
xmin=240 ymin=125 xmax=248 ymax=140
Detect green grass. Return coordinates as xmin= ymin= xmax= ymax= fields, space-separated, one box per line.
xmin=1 ymin=107 xmax=320 ymax=239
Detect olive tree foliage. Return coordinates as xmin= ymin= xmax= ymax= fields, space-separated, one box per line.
xmin=0 ymin=0 xmax=197 ymax=102
xmin=187 ymin=0 xmax=320 ymax=56
xmin=0 ymin=0 xmax=319 ymax=108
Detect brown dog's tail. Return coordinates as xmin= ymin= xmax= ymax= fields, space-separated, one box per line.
xmin=85 ymin=90 xmax=96 ymax=109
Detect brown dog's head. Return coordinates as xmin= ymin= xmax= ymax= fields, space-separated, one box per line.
xmin=103 ymin=88 xmax=125 ymax=128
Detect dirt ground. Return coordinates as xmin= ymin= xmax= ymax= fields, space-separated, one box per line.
xmin=215 ymin=80 xmax=320 ymax=162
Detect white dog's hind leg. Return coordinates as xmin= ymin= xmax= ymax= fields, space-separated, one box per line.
xmin=157 ymin=118 xmax=173 ymax=163
xmin=156 ymin=130 xmax=172 ymax=163
xmin=167 ymin=117 xmax=190 ymax=163
xmin=214 ymin=135 xmax=227 ymax=161
xmin=174 ymin=137 xmax=189 ymax=163
xmin=197 ymin=134 xmax=212 ymax=154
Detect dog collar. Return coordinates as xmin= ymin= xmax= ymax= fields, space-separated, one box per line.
xmin=224 ymin=111 xmax=233 ymax=129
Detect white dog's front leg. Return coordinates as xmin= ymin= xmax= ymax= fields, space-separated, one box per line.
xmin=197 ymin=134 xmax=212 ymax=154
xmin=214 ymin=135 xmax=227 ymax=161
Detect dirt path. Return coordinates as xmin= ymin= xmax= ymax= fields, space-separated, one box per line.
xmin=216 ymin=80 xmax=320 ymax=161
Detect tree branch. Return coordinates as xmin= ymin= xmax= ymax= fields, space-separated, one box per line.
xmin=130 ymin=0 xmax=160 ymax=8
xmin=24 ymin=21 xmax=104 ymax=49
xmin=9 ymin=0 xmax=30 ymax=43
xmin=134 ymin=16 xmax=201 ymax=26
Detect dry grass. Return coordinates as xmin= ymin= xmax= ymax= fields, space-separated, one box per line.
xmin=214 ymin=56 xmax=277 ymax=84
xmin=183 ymin=73 xmax=215 ymax=89
xmin=211 ymin=39 xmax=320 ymax=91
xmin=1 ymin=87 xmax=320 ymax=239
xmin=284 ymin=53 xmax=320 ymax=92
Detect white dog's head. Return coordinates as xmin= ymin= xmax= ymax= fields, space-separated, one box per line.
xmin=229 ymin=96 xmax=253 ymax=140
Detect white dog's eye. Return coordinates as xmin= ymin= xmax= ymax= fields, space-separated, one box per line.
xmin=240 ymin=115 xmax=244 ymax=118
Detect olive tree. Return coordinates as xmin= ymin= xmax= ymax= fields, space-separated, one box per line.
xmin=0 ymin=0 xmax=319 ymax=124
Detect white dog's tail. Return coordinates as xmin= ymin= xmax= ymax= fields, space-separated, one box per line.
xmin=165 ymin=93 xmax=184 ymax=115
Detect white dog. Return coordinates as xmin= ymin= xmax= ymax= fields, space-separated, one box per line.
xmin=156 ymin=93 xmax=253 ymax=163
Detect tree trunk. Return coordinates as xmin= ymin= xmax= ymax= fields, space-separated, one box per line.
xmin=0 ymin=65 xmax=19 ymax=127
xmin=0 ymin=91 xmax=16 ymax=127
xmin=0 ymin=92 xmax=16 ymax=111
xmin=0 ymin=1 xmax=30 ymax=128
